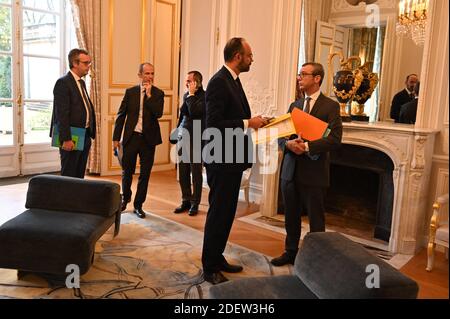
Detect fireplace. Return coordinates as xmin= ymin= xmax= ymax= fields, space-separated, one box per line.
xmin=257 ymin=121 xmax=437 ymax=254
xmin=326 ymin=144 xmax=394 ymax=242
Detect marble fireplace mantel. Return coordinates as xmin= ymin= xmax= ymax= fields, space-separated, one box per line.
xmin=257 ymin=121 xmax=439 ymax=255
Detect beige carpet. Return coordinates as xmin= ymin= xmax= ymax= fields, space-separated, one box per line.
xmin=0 ymin=212 xmax=291 ymax=299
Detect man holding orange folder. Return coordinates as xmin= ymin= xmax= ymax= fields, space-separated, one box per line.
xmin=271 ymin=62 xmax=343 ymax=267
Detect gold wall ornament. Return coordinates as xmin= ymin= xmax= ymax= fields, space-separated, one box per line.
xmin=328 ymin=52 xmax=363 ymax=122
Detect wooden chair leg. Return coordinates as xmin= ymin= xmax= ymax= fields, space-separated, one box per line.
xmin=426 ymin=241 xmax=435 ymax=271
xmin=244 ymin=187 xmax=250 ymax=206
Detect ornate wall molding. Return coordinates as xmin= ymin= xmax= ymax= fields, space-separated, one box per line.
xmin=331 ymin=0 xmax=396 ymax=13
xmin=342 ymin=131 xmax=409 ymax=166
xmin=244 ymin=77 xmax=276 ymax=117
xmin=411 ymin=136 xmax=427 ymax=169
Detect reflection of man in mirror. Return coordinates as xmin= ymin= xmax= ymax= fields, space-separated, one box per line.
xmin=399 ymin=81 xmax=420 ymax=124
xmin=390 ymin=74 xmax=418 ymax=123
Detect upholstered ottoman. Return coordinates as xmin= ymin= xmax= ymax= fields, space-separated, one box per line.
xmin=0 ymin=175 xmax=121 ymax=277
xmin=210 ymin=232 xmax=419 ymax=299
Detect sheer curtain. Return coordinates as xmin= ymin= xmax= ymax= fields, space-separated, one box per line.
xmin=302 ymin=0 xmax=332 ymax=63
xmin=70 ymin=0 xmax=102 ymax=174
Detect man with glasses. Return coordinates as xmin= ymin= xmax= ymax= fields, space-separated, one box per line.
xmin=50 ymin=48 xmax=96 ymax=178
xmin=271 ymin=62 xmax=343 ymax=266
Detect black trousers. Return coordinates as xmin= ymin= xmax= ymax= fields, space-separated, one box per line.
xmin=121 ymin=132 xmax=156 ymax=209
xmin=178 ymin=161 xmax=203 ymax=205
xmin=280 ymin=178 xmax=326 ymax=257
xmin=60 ymin=129 xmax=92 ymax=178
xmin=202 ymin=168 xmax=243 ymax=273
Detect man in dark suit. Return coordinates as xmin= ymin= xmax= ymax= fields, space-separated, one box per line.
xmin=399 ymin=81 xmax=420 ymax=124
xmin=271 ymin=62 xmax=343 ymax=266
xmin=50 ymin=48 xmax=96 ymax=178
xmin=113 ymin=63 xmax=164 ymax=219
xmin=173 ymin=71 xmax=205 ymax=216
xmin=202 ymin=38 xmax=267 ymax=284
xmin=390 ymin=74 xmax=418 ymax=123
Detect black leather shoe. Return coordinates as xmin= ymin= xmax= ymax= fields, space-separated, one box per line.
xmin=203 ymin=271 xmax=229 ymax=285
xmin=133 ymin=208 xmax=146 ymax=219
xmin=270 ymin=253 xmax=295 ymax=267
xmin=188 ymin=204 xmax=199 ymax=216
xmin=121 ymin=200 xmax=130 ymax=212
xmin=220 ymin=260 xmax=243 ymax=273
xmin=173 ymin=201 xmax=190 ymax=214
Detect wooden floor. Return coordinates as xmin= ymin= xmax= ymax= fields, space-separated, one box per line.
xmin=1 ymin=170 xmax=448 ymax=299
xmin=95 ymin=170 xmax=448 ymax=299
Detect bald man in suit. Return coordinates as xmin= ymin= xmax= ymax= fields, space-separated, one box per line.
xmin=113 ymin=63 xmax=164 ymax=219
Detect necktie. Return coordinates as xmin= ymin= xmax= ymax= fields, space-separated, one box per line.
xmin=304 ymin=97 xmax=311 ymax=114
xmin=142 ymin=88 xmax=147 ymax=106
xmin=78 ymin=79 xmax=89 ymax=105
xmin=78 ymin=79 xmax=91 ymax=128
xmin=236 ymin=77 xmax=244 ymax=96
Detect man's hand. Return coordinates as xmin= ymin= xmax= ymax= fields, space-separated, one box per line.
xmin=113 ymin=141 xmax=120 ymax=151
xmin=187 ymin=80 xmax=197 ymax=95
xmin=62 ymin=140 xmax=75 ymax=152
xmin=142 ymin=81 xmax=153 ymax=97
xmin=286 ymin=136 xmax=307 ymax=155
xmin=248 ymin=115 xmax=269 ymax=129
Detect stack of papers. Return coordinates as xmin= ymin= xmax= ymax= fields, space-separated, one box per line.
xmin=252 ymin=108 xmax=329 ymax=144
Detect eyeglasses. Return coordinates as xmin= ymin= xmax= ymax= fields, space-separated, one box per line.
xmin=298 ymin=72 xmax=315 ymax=78
xmin=78 ymin=60 xmax=92 ymax=66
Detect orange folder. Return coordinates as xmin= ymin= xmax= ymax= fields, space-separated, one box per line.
xmin=291 ymin=108 xmax=330 ymax=141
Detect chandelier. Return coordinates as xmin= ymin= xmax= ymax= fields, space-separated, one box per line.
xmin=396 ymin=0 xmax=428 ymax=46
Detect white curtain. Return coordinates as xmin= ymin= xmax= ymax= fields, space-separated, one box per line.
xmin=70 ymin=0 xmax=102 ymax=174
xmin=303 ymin=0 xmax=332 ymax=62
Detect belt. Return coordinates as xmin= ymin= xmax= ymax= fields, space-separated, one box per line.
xmin=133 ymin=131 xmax=143 ymax=136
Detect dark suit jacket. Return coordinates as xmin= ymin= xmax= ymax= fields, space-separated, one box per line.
xmin=204 ymin=66 xmax=252 ymax=171
xmin=177 ymin=88 xmax=206 ymax=135
xmin=399 ymin=99 xmax=418 ymax=124
xmin=113 ymin=85 xmax=164 ymax=146
xmin=279 ymin=93 xmax=342 ymax=187
xmin=177 ymin=89 xmax=206 ymax=159
xmin=50 ymin=72 xmax=96 ymax=141
xmin=390 ymin=89 xmax=414 ymax=123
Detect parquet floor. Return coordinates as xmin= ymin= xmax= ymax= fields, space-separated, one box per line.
xmin=1 ymin=170 xmax=447 ymax=299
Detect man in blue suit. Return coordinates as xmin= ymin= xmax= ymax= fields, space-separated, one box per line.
xmin=201 ymin=38 xmax=268 ymax=284
xmin=271 ymin=62 xmax=343 ymax=266
xmin=50 ymin=48 xmax=96 ymax=178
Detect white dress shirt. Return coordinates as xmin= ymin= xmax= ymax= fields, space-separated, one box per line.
xmin=70 ymin=70 xmax=90 ymax=128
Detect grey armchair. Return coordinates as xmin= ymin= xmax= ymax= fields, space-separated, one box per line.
xmin=210 ymin=232 xmax=419 ymax=299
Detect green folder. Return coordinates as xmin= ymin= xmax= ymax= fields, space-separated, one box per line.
xmin=51 ymin=125 xmax=86 ymax=151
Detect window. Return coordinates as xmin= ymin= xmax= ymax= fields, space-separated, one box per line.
xmin=0 ymin=0 xmax=77 ymax=146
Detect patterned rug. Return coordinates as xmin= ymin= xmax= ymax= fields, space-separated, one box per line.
xmin=0 ymin=213 xmax=291 ymax=299
xmin=238 ymin=213 xmax=414 ymax=269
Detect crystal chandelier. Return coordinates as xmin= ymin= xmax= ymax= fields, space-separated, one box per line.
xmin=396 ymin=0 xmax=428 ymax=46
